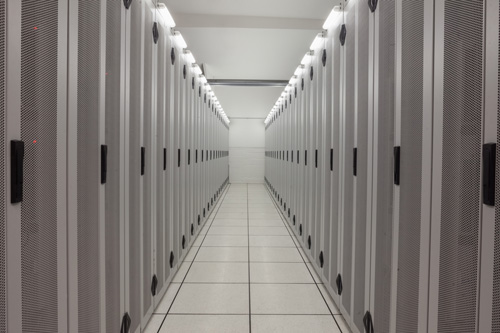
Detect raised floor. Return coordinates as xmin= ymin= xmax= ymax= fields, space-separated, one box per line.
xmin=144 ymin=183 xmax=350 ymax=333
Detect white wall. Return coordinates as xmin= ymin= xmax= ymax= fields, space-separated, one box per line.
xmin=229 ymin=118 xmax=265 ymax=184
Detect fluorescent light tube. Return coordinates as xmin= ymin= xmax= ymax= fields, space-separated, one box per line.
xmin=323 ymin=5 xmax=342 ymax=29
xmin=173 ymin=31 xmax=187 ymax=49
xmin=157 ymin=4 xmax=176 ymax=27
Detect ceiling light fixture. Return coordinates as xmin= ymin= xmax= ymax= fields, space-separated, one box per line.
xmin=323 ymin=5 xmax=342 ymax=29
xmin=157 ymin=4 xmax=176 ymax=27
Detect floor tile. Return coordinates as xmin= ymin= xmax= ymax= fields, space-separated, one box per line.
xmin=202 ymin=235 xmax=248 ymax=247
xmin=185 ymin=262 xmax=248 ymax=283
xmin=208 ymin=226 xmax=248 ymax=235
xmin=318 ymin=284 xmax=341 ymax=314
xmin=143 ymin=314 xmax=165 ymax=333
xmin=306 ymin=263 xmax=323 ymax=283
xmin=160 ymin=315 xmax=249 ymax=333
xmin=250 ymin=263 xmax=315 ymax=283
xmin=249 ymin=212 xmax=282 ymax=219
xmin=249 ymin=236 xmax=296 ymax=247
xmin=193 ymin=235 xmax=204 ymax=247
xmin=215 ymin=212 xmax=248 ymax=219
xmin=251 ymin=284 xmax=330 ymax=314
xmin=154 ymin=283 xmax=182 ymax=314
xmin=196 ymin=246 xmax=248 ymax=262
xmin=249 ymin=219 xmax=284 ymax=227
xmin=183 ymin=246 xmax=199 ymax=262
xmin=172 ymin=262 xmax=191 ymax=282
xmin=250 ymin=247 xmax=303 ymax=263
xmin=170 ymin=284 xmax=249 ymax=314
xmin=212 ymin=218 xmax=247 ymax=227
xmin=249 ymin=226 xmax=289 ymax=236
xmin=252 ymin=315 xmax=341 ymax=333
xmin=298 ymin=248 xmax=311 ymax=262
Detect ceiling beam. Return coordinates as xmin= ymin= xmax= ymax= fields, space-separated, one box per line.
xmin=208 ymin=79 xmax=289 ymax=87
xmin=174 ymin=13 xmax=323 ymax=30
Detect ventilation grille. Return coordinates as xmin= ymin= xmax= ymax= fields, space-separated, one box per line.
xmin=128 ymin=1 xmax=142 ymax=331
xmin=373 ymin=1 xmax=396 ymax=332
xmin=105 ymin=0 xmax=122 ymax=331
xmin=353 ymin=2 xmax=370 ymax=331
xmin=492 ymin=3 xmax=500 ymax=331
xmin=0 ymin=0 xmax=5 ymax=330
xmin=393 ymin=1 xmax=425 ymax=332
xmin=21 ymin=0 xmax=59 ymax=331
xmin=341 ymin=4 xmax=355 ymax=316
xmin=143 ymin=5 xmax=153 ymax=316
xmin=437 ymin=1 xmax=483 ymax=332
xmin=156 ymin=22 xmax=165 ymax=295
xmin=77 ymin=1 xmax=101 ymax=331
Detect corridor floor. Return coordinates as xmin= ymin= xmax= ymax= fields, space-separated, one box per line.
xmin=144 ymin=184 xmax=350 ymax=333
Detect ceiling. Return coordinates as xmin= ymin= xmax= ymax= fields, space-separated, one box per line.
xmin=161 ymin=0 xmax=336 ymax=119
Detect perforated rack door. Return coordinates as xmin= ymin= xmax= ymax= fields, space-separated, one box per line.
xmin=128 ymin=0 xmax=143 ymax=331
xmin=436 ymin=1 xmax=484 ymax=332
xmin=328 ymin=18 xmax=342 ymax=300
xmin=0 ymin=0 xmax=5 ymax=330
xmin=494 ymin=4 xmax=500 ymax=331
xmin=341 ymin=0 xmax=355 ymax=317
xmin=104 ymin=0 xmax=124 ymax=330
xmin=155 ymin=20 xmax=166 ymax=300
xmin=352 ymin=1 xmax=371 ymax=331
xmin=20 ymin=0 xmax=60 ymax=331
xmin=372 ymin=1 xmax=396 ymax=332
xmin=142 ymin=1 xmax=154 ymax=322
xmin=395 ymin=1 xmax=425 ymax=332
xmin=76 ymin=0 xmax=102 ymax=331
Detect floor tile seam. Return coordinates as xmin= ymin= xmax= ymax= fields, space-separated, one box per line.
xmin=247 ymin=183 xmax=252 ymax=333
xmin=262 ymin=184 xmax=343 ymax=332
xmin=157 ymin=184 xmax=232 ymax=332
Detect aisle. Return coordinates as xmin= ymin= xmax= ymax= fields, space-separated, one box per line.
xmin=144 ymin=184 xmax=350 ymax=333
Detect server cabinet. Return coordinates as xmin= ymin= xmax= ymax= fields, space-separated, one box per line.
xmin=390 ymin=0 xmax=434 ymax=332
xmin=340 ymin=0 xmax=355 ymax=321
xmin=104 ymin=0 xmax=127 ymax=331
xmin=68 ymin=0 xmax=105 ymax=331
xmin=0 ymin=0 xmax=6 ymax=330
xmin=428 ymin=1 xmax=486 ymax=332
xmin=126 ymin=0 xmax=144 ymax=331
xmin=327 ymin=13 xmax=343 ymax=309
xmin=369 ymin=1 xmax=396 ymax=332
xmin=481 ymin=2 xmax=500 ymax=332
xmin=19 ymin=0 xmax=69 ymax=332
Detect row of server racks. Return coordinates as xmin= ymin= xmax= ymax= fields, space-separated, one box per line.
xmin=0 ymin=0 xmax=230 ymax=332
xmin=265 ymin=0 xmax=500 ymax=332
